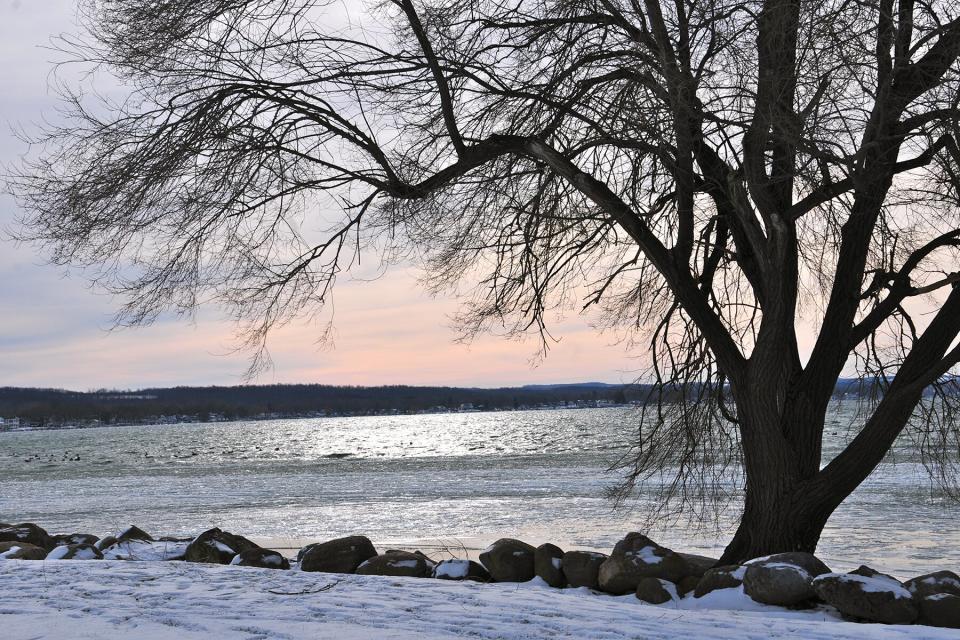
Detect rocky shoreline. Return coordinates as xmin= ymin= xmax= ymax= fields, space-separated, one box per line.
xmin=2 ymin=522 xmax=958 ymax=629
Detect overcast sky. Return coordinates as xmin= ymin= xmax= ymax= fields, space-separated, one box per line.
xmin=0 ymin=0 xmax=639 ymax=390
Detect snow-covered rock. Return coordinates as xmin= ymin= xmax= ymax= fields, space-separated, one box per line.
xmin=51 ymin=533 xmax=100 ymax=547
xmin=185 ymin=528 xmax=259 ymax=564
xmin=635 ymin=577 xmax=677 ymax=604
xmin=905 ymin=570 xmax=960 ymax=599
xmin=918 ymin=593 xmax=960 ymax=629
xmin=598 ymin=533 xmax=693 ymax=595
xmin=0 ymin=541 xmax=47 ymax=560
xmin=743 ymin=552 xmax=830 ymax=607
xmin=432 ymin=559 xmax=491 ymax=582
xmin=813 ymin=572 xmax=917 ymax=624
xmin=114 ymin=525 xmax=154 ymax=544
xmin=46 ymin=543 xmax=103 ymax=560
xmin=695 ymin=565 xmax=746 ymax=598
xmin=230 ymin=548 xmax=290 ymax=570
xmin=0 ymin=523 xmax=52 ymax=550
xmin=356 ymin=551 xmax=429 ymax=578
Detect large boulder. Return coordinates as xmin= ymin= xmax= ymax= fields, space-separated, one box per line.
xmin=479 ymin=538 xmax=536 ymax=582
xmin=813 ymin=572 xmax=918 ymax=624
xmin=299 ymin=536 xmax=377 ymax=574
xmin=356 ymin=551 xmax=430 ymax=578
xmin=0 ymin=523 xmax=53 ymax=550
xmin=679 ymin=553 xmax=720 ymax=578
xmin=918 ymin=594 xmax=960 ymax=629
xmin=534 ymin=543 xmax=566 ymax=588
xmin=598 ymin=533 xmax=693 ymax=595
xmin=432 ymin=559 xmax=491 ymax=582
xmin=0 ymin=541 xmax=47 ymax=560
xmin=46 ymin=544 xmax=104 ymax=560
xmin=562 ymin=551 xmax=607 ymax=589
xmin=115 ymin=525 xmax=154 ymax=543
xmin=905 ymin=570 xmax=960 ymax=599
xmin=229 ymin=548 xmax=290 ymax=570
xmin=903 ymin=570 xmax=960 ymax=629
xmin=52 ymin=533 xmax=100 ymax=547
xmin=695 ymin=565 xmax=746 ymax=598
xmin=743 ymin=552 xmax=830 ymax=607
xmin=184 ymin=528 xmax=259 ymax=564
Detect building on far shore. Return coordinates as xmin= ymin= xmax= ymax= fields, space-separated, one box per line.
xmin=0 ymin=417 xmax=21 ymax=431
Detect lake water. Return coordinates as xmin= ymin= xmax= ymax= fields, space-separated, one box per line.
xmin=1 ymin=406 xmax=956 ymax=577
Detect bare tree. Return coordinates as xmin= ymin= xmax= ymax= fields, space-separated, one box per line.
xmin=9 ymin=0 xmax=960 ymax=562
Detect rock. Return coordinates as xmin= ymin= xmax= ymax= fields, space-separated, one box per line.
xmin=813 ymin=572 xmax=918 ymax=624
xmin=229 ymin=548 xmax=290 ymax=570
xmin=678 ymin=553 xmax=719 ymax=578
xmin=562 ymin=551 xmax=607 ymax=589
xmin=115 ymin=525 xmax=154 ymax=543
xmin=95 ymin=536 xmax=118 ymax=551
xmin=534 ymin=543 xmax=566 ymax=588
xmin=635 ymin=577 xmax=676 ymax=604
xmin=299 ymin=536 xmax=377 ymax=574
xmin=905 ymin=570 xmax=960 ymax=599
xmin=384 ymin=549 xmax=436 ymax=572
xmin=184 ymin=528 xmax=259 ymax=564
xmin=743 ymin=553 xmax=831 ymax=607
xmin=848 ymin=565 xmax=900 ymax=583
xmin=918 ymin=594 xmax=960 ymax=629
xmin=695 ymin=565 xmax=746 ymax=598
xmin=598 ymin=533 xmax=693 ymax=595
xmin=0 ymin=541 xmax=47 ymax=560
xmin=0 ymin=523 xmax=53 ymax=550
xmin=676 ymin=574 xmax=700 ymax=597
xmin=432 ymin=559 xmax=491 ymax=582
xmin=356 ymin=551 xmax=430 ymax=578
xmin=478 ymin=538 xmax=536 ymax=582
xmin=52 ymin=533 xmax=100 ymax=547
xmin=46 ymin=544 xmax=104 ymax=560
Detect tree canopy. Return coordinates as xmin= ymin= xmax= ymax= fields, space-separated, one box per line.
xmin=11 ymin=0 xmax=960 ymax=561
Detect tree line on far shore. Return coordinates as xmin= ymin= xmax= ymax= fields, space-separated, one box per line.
xmin=0 ymin=383 xmax=641 ymax=426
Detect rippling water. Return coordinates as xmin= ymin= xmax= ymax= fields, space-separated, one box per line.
xmin=1 ymin=406 xmax=956 ymax=576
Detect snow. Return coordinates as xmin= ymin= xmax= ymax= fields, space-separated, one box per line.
xmin=434 ymin=560 xmax=470 ymax=578
xmin=100 ymin=540 xmax=189 ymax=561
xmin=206 ymin=539 xmax=237 ymax=555
xmin=45 ymin=546 xmax=70 ymax=560
xmin=759 ymin=563 xmax=812 ymax=580
xmin=634 ymin=546 xmax=663 ymax=565
xmin=45 ymin=545 xmax=100 ymax=560
xmin=0 ymin=545 xmax=22 ymax=559
xmin=551 ymin=557 xmax=561 ymax=569
xmin=1 ymin=562 xmax=955 ymax=639
xmin=814 ymin=573 xmax=913 ymax=600
xmin=390 ymin=560 xmax=419 ymax=569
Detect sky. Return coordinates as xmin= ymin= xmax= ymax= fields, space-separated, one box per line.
xmin=0 ymin=0 xmax=639 ymax=390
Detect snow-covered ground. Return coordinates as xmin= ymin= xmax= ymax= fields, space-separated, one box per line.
xmin=2 ymin=561 xmax=956 ymax=639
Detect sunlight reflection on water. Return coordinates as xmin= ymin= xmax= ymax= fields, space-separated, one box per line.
xmin=1 ymin=406 xmax=956 ymax=576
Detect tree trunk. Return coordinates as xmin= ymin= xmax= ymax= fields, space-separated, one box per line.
xmin=717 ymin=482 xmax=834 ymax=564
